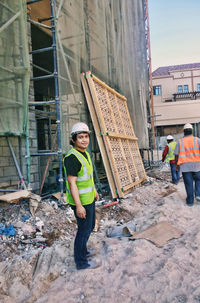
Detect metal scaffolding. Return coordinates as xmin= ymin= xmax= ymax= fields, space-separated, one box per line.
xmin=27 ymin=0 xmax=64 ymax=199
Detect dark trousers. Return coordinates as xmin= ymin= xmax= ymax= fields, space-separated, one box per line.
xmin=71 ymin=202 xmax=95 ymax=269
xmin=170 ymin=163 xmax=180 ymax=184
xmin=182 ymin=171 xmax=200 ymax=204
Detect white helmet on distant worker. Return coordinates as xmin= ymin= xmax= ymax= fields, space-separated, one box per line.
xmin=167 ymin=135 xmax=174 ymax=140
xmin=183 ymin=123 xmax=193 ymax=130
xmin=71 ymin=122 xmax=90 ymax=135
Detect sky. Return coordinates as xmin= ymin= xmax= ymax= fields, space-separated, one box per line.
xmin=148 ymin=0 xmax=200 ymax=71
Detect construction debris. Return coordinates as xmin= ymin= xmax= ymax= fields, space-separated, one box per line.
xmin=0 ymin=168 xmax=200 ymax=303
xmin=0 ymin=190 xmax=31 ymax=204
xmin=128 ymin=221 xmax=184 ymax=247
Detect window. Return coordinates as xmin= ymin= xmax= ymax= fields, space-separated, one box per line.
xmin=178 ymin=85 xmax=183 ymax=93
xmin=184 ymin=85 xmax=188 ymax=93
xmin=178 ymin=85 xmax=189 ymax=93
xmin=153 ymin=85 xmax=161 ymax=95
xmin=197 ymin=83 xmax=200 ymax=91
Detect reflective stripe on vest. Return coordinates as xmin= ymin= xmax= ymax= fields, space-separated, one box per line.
xmin=78 ymin=185 xmax=95 ymax=194
xmin=71 ymin=149 xmax=92 ymax=181
xmin=165 ymin=141 xmax=176 ymax=162
xmin=177 ymin=136 xmax=200 ymax=165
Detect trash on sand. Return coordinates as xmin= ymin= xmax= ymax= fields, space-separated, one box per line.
xmin=0 ymin=224 xmax=16 ymax=236
xmin=106 ymin=221 xmax=136 ymax=238
xmin=129 ymin=221 xmax=183 ymax=247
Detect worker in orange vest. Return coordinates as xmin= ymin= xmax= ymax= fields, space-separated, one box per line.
xmin=175 ymin=123 xmax=200 ymax=206
xmin=162 ymin=135 xmax=180 ymax=184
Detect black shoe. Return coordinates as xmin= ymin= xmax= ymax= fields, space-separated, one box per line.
xmin=87 ymin=260 xmax=101 ymax=269
xmin=86 ymin=249 xmax=97 ymax=258
xmin=186 ymin=203 xmax=194 ymax=207
xmin=76 ymin=260 xmax=101 ymax=270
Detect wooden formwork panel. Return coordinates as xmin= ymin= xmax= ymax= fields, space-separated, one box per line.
xmin=85 ymin=71 xmax=147 ymax=198
xmin=80 ymin=73 xmax=117 ymax=199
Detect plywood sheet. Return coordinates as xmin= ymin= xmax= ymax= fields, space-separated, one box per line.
xmin=85 ymin=71 xmax=147 ymax=197
xmin=0 ymin=190 xmax=31 ymax=204
xmin=128 ymin=221 xmax=184 ymax=247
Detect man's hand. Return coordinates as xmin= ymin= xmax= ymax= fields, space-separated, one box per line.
xmin=95 ymin=191 xmax=100 ymax=201
xmin=76 ymin=205 xmax=86 ymax=218
xmin=176 ymin=164 xmax=179 ymax=171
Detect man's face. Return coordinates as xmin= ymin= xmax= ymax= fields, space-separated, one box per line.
xmin=73 ymin=132 xmax=89 ymax=150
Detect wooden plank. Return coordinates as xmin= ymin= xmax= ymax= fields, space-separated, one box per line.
xmin=85 ymin=72 xmax=124 ymax=197
xmin=0 ymin=190 xmax=31 ymax=204
xmin=123 ymin=178 xmax=147 ymax=191
xmin=108 ymin=133 xmax=138 ymax=141
xmin=91 ymin=73 xmax=127 ymax=101
xmin=81 ymin=73 xmax=117 ymax=199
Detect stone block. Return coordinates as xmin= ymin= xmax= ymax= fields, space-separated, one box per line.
xmin=31 ymin=139 xmax=38 ymax=149
xmin=29 ymin=112 xmax=36 ymax=121
xmin=3 ymin=166 xmax=17 ymax=176
xmin=11 ymin=180 xmax=20 ymax=186
xmin=0 ymin=181 xmax=10 ymax=188
xmin=31 ymin=182 xmax=40 ymax=191
xmin=30 ymin=174 xmax=34 ymax=182
xmin=34 ymin=173 xmax=40 ymax=183
xmin=0 ymin=137 xmax=7 ymax=146
xmin=31 ymin=157 xmax=39 ymax=165
xmin=2 ymin=147 xmax=10 ymax=155
xmin=9 ymin=137 xmax=19 ymax=147
xmin=29 ymin=121 xmax=36 ymax=131
xmin=0 ymin=157 xmax=9 ymax=167
xmin=30 ymin=165 xmax=38 ymax=174
xmin=29 ymin=130 xmax=37 ymax=139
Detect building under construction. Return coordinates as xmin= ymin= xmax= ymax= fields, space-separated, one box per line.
xmin=0 ymin=0 xmax=152 ymax=198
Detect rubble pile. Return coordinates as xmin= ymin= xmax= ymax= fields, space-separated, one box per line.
xmin=0 ymin=173 xmax=182 ymax=303
xmin=0 ymin=199 xmax=75 ymax=263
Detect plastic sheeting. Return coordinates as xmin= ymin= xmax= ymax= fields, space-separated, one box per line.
xmin=0 ymin=0 xmax=30 ymax=136
xmin=54 ymin=0 xmax=150 ymax=151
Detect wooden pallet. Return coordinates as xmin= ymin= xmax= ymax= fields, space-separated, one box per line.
xmin=82 ymin=71 xmax=147 ymax=198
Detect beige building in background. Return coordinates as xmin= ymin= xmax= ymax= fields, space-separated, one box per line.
xmin=152 ymin=63 xmax=200 ymax=137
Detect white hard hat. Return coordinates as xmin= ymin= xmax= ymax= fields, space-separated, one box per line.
xmin=167 ymin=135 xmax=174 ymax=140
xmin=183 ymin=123 xmax=193 ymax=130
xmin=71 ymin=122 xmax=90 ymax=135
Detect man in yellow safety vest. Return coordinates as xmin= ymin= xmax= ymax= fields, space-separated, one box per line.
xmin=63 ymin=122 xmax=101 ymax=270
xmin=162 ymin=135 xmax=180 ymax=184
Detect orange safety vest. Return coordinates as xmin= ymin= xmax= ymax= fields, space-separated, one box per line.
xmin=177 ymin=136 xmax=200 ymax=165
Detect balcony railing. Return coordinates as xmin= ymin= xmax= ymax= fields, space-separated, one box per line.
xmin=173 ymin=91 xmax=200 ymax=101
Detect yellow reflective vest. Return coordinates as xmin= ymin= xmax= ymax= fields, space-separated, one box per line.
xmin=63 ymin=148 xmax=96 ymax=205
xmin=165 ymin=141 xmax=177 ymax=163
